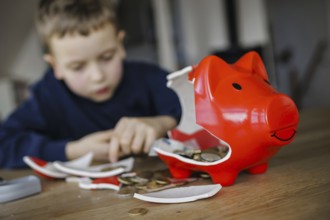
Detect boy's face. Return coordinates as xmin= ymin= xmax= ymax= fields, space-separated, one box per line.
xmin=45 ymin=24 xmax=126 ymax=102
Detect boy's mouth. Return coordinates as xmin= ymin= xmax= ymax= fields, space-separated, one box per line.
xmin=95 ymin=87 xmax=110 ymax=95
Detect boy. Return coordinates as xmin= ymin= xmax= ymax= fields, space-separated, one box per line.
xmin=0 ymin=0 xmax=181 ymax=168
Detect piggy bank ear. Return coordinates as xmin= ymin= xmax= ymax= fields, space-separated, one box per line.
xmin=233 ymin=51 xmax=269 ymax=81
xmin=192 ymin=55 xmax=232 ymax=99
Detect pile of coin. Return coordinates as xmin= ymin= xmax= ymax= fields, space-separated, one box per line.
xmin=116 ymin=170 xmax=196 ymax=197
xmin=173 ymin=145 xmax=229 ymax=162
xmin=115 ymin=145 xmax=229 ymax=197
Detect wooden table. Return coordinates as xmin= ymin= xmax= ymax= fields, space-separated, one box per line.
xmin=1 ymin=107 xmax=330 ymax=219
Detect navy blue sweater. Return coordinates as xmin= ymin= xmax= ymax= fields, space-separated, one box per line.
xmin=0 ymin=61 xmax=181 ymax=168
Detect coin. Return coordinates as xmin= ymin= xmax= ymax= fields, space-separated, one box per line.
xmin=128 ymin=208 xmax=148 ymax=216
xmin=118 ymin=176 xmax=134 ymax=185
xmin=199 ymin=173 xmax=211 ymax=178
xmin=146 ymin=180 xmax=160 ymax=189
xmin=135 ymin=184 xmax=148 ymax=190
xmin=217 ymin=146 xmax=229 ymax=153
xmin=155 ymin=179 xmax=170 ymax=185
xmin=117 ymin=186 xmax=136 ymax=197
xmin=200 ymin=152 xmax=222 ymax=162
xmin=173 ymin=150 xmax=190 ymax=158
xmin=193 ymin=153 xmax=201 ymax=161
xmin=219 ymin=152 xmax=227 ymax=158
xmin=130 ymin=176 xmax=149 ymax=185
xmin=203 ymin=148 xmax=219 ymax=154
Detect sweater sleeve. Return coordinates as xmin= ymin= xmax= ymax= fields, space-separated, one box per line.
xmin=0 ymin=95 xmax=68 ymax=168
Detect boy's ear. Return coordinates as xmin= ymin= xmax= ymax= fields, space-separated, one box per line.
xmin=118 ymin=30 xmax=126 ymax=42
xmin=43 ymin=54 xmax=63 ymax=80
xmin=43 ymin=54 xmax=54 ymax=66
xmin=117 ymin=30 xmax=127 ymax=59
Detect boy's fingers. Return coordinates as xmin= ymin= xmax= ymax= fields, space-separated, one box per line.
xmin=118 ymin=123 xmax=135 ymax=155
xmin=109 ymin=136 xmax=120 ymax=163
xmin=114 ymin=118 xmax=132 ymax=154
xmin=114 ymin=119 xmax=126 ymax=134
xmin=93 ymin=130 xmax=113 ymax=141
xmin=144 ymin=128 xmax=156 ymax=153
xmin=131 ymin=128 xmax=145 ymax=154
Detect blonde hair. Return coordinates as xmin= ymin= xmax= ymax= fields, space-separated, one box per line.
xmin=36 ymin=0 xmax=118 ymax=53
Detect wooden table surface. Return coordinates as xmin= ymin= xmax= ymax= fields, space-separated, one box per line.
xmin=1 ymin=107 xmax=330 ymax=220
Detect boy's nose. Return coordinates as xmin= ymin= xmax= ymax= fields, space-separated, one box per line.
xmin=90 ymin=64 xmax=105 ymax=82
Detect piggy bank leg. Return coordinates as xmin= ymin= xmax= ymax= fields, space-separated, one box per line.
xmin=209 ymin=171 xmax=238 ymax=186
xmin=246 ymin=162 xmax=268 ymax=174
xmin=168 ymin=165 xmax=192 ymax=179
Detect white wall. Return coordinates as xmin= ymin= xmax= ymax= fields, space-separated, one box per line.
xmin=237 ymin=0 xmax=269 ymax=47
xmin=0 ymin=80 xmax=16 ymax=120
xmin=267 ymin=0 xmax=330 ymax=108
xmin=0 ymin=0 xmax=45 ymax=120
xmin=152 ymin=0 xmax=178 ymax=71
xmin=175 ymin=0 xmax=269 ymax=66
xmin=0 ymin=0 xmax=43 ymax=79
xmin=177 ymin=0 xmax=229 ymax=65
xmin=10 ymin=29 xmax=46 ymax=83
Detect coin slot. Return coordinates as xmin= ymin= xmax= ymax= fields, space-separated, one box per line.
xmin=232 ymin=83 xmax=242 ymax=90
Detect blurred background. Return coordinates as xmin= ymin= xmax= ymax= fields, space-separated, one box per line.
xmin=0 ymin=0 xmax=329 ymax=121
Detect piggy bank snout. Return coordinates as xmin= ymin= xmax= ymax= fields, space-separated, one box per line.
xmin=266 ymin=94 xmax=299 ymax=131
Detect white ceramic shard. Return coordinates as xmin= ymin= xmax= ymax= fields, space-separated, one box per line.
xmin=53 ymin=157 xmax=134 ymax=178
xmin=133 ymin=184 xmax=221 ymax=203
xmin=167 ymin=66 xmax=202 ymax=134
xmin=22 ymin=152 xmax=93 ymax=179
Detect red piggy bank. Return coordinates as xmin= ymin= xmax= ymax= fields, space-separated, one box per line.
xmin=155 ymin=51 xmax=299 ymax=186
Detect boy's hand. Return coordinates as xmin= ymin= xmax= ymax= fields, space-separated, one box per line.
xmin=109 ymin=116 xmax=177 ymax=162
xmin=66 ymin=130 xmax=113 ymax=161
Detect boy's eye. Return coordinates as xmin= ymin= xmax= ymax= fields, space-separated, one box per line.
xmin=100 ymin=53 xmax=114 ymax=61
xmin=70 ymin=63 xmax=85 ymax=71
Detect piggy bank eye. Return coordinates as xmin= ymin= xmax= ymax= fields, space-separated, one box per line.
xmin=264 ymin=79 xmax=271 ymax=85
xmin=232 ymin=83 xmax=242 ymax=90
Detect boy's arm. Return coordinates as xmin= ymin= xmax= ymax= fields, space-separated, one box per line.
xmin=65 ymin=129 xmax=113 ymax=161
xmin=0 ymin=98 xmax=68 ymax=168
